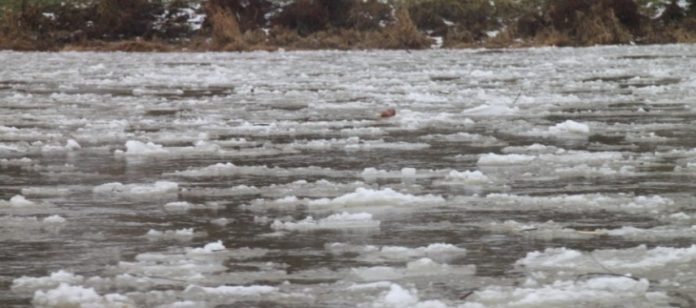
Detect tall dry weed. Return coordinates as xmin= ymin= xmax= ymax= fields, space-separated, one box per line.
xmin=382 ymin=7 xmax=431 ymax=49
xmin=207 ymin=4 xmax=243 ymax=48
xmin=575 ymin=5 xmax=633 ymax=45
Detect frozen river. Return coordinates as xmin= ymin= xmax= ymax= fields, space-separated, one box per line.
xmin=1 ymin=45 xmax=696 ymax=307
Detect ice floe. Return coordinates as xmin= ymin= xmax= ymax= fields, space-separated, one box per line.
xmin=307 ymin=188 xmax=445 ymax=211
xmin=327 ymin=242 xmax=466 ymax=263
xmin=456 ymin=193 xmax=676 ymax=214
xmin=463 ymin=277 xmax=668 ymax=308
xmin=360 ymin=167 xmax=447 ymax=181
xmin=163 ymin=201 xmax=221 ymax=212
xmin=145 ymin=228 xmax=196 ymax=240
xmin=548 ymin=120 xmax=591 ymax=136
xmin=243 ymin=187 xmax=445 ymax=213
xmin=517 ymin=244 xmax=696 ymax=280
xmin=115 ymin=140 xmax=294 ymax=160
xmin=350 ymin=258 xmax=475 ymax=282
xmin=438 ymin=170 xmax=492 ymax=185
xmin=12 ymin=271 xmax=85 ymax=294
xmin=287 ymin=137 xmax=430 ymax=151
xmin=93 ymin=181 xmax=179 ymax=200
xmin=369 ymin=283 xmax=447 ymax=308
xmin=33 ymin=283 xmax=135 ymax=308
xmin=169 ymin=162 xmax=346 ymax=178
xmin=0 ymin=195 xmax=50 ymax=208
xmin=271 ymin=212 xmax=380 ymax=231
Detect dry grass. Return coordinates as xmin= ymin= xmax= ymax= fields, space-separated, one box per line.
xmin=672 ymin=18 xmax=696 ymax=42
xmin=531 ymin=28 xmax=573 ymax=46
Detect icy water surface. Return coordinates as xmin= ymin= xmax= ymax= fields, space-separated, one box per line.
xmin=1 ymin=45 xmax=696 ymax=307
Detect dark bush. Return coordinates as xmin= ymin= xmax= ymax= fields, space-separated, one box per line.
xmin=50 ymin=4 xmax=96 ymax=42
xmin=660 ymin=0 xmax=686 ymax=24
xmin=606 ymin=0 xmax=642 ymax=32
xmin=494 ymin=0 xmax=549 ymax=38
xmin=153 ymin=0 xmax=200 ymax=39
xmin=272 ymin=0 xmax=392 ymax=33
xmin=515 ymin=14 xmax=548 ymax=38
xmin=688 ymin=0 xmax=696 ymax=17
xmin=408 ymin=0 xmax=495 ymax=38
xmin=547 ymin=0 xmax=592 ymax=31
xmin=272 ymin=0 xmax=329 ymax=36
xmin=548 ymin=0 xmax=643 ymax=33
xmin=344 ymin=0 xmax=392 ymax=31
xmin=93 ymin=0 xmax=163 ymax=40
xmin=319 ymin=0 xmax=353 ymax=28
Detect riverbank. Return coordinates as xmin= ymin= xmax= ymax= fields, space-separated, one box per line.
xmin=1 ymin=0 xmax=695 ymax=52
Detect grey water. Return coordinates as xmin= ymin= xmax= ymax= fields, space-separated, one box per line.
xmin=1 ymin=45 xmax=696 ymax=307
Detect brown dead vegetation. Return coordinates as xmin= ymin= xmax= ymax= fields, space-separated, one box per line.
xmin=207 ymin=3 xmax=242 ymax=47
xmin=574 ymin=4 xmax=633 ymax=45
xmin=62 ymin=39 xmax=175 ymax=52
xmin=205 ymin=0 xmax=271 ymax=32
xmin=1 ymin=0 xmax=695 ymax=51
xmin=382 ymin=7 xmax=432 ymax=49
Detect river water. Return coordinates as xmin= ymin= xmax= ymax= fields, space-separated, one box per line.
xmin=1 ymin=45 xmax=696 ymax=307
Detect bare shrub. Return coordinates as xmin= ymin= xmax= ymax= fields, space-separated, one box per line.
xmin=546 ymin=0 xmax=638 ymax=45
xmin=382 ymin=7 xmax=432 ymax=49
xmin=267 ymin=26 xmax=302 ymax=48
xmin=574 ymin=4 xmax=633 ymax=45
xmin=0 ymin=3 xmax=57 ymax=50
xmin=532 ymin=28 xmax=573 ymax=46
xmin=483 ymin=28 xmax=516 ymax=48
xmin=443 ymin=27 xmax=476 ymax=46
xmin=205 ymin=0 xmax=271 ymax=32
xmin=206 ymin=3 xmax=242 ymax=47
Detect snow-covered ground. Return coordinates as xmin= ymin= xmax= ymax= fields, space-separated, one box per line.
xmin=1 ymin=45 xmax=696 ymax=307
